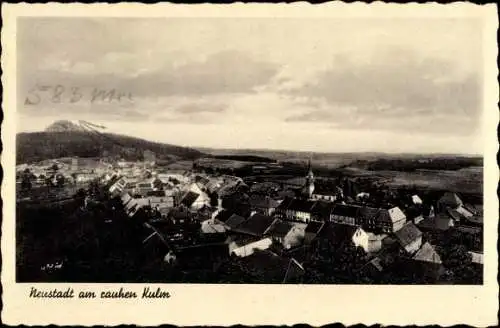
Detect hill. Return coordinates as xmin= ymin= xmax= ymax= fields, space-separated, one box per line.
xmin=45 ymin=120 xmax=87 ymax=133
xmin=16 ymin=131 xmax=204 ymax=164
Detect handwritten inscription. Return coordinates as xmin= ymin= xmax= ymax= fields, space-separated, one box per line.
xmin=25 ymin=84 xmax=133 ymax=105
xmin=28 ymin=286 xmax=171 ymax=300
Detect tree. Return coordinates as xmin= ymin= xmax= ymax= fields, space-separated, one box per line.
xmin=440 ymin=244 xmax=477 ymax=283
xmin=21 ymin=168 xmax=33 ymax=191
xmin=56 ymin=174 xmax=65 ymax=188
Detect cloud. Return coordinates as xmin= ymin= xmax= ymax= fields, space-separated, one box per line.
xmin=173 ymin=103 xmax=226 ymax=115
xmin=282 ymin=47 xmax=481 ymax=135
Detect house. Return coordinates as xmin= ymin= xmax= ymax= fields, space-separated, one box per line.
xmin=394 ymin=222 xmax=423 ymax=255
xmin=265 ymin=220 xmax=306 ymax=249
xmin=312 ymin=185 xmax=338 ymax=202
xmin=174 ymin=243 xmax=229 ymax=270
xmin=310 ymin=201 xmax=335 ymax=222
xmin=227 ymin=250 xmax=304 ymax=283
xmin=227 ymin=235 xmax=273 ymax=258
xmin=231 ymin=213 xmax=276 ymax=237
xmin=121 ymin=193 xmax=149 ymax=218
xmin=274 ymin=197 xmax=295 ymax=218
xmin=201 ymin=218 xmax=228 ymax=234
xmin=180 ymin=190 xmax=211 ymax=211
xmin=147 ymin=192 xmax=175 ymax=213
xmin=249 ymin=194 xmax=281 ymax=216
xmin=109 ymin=176 xmax=127 ymax=195
xmin=265 ymin=219 xmax=294 ymax=244
xmin=224 ymin=214 xmax=247 ymax=231
xmin=411 ymin=242 xmax=445 ymax=280
xmin=377 ymin=207 xmax=407 ymax=233
xmin=412 ymin=242 xmax=442 ymax=264
xmin=437 ymin=192 xmax=463 ymax=212
xmin=417 ymin=214 xmax=455 ymax=231
xmin=356 ymin=192 xmax=370 ymax=202
xmin=352 ymin=227 xmax=386 ymax=253
xmin=284 ymin=199 xmax=317 ymax=223
xmin=330 ymin=204 xmax=360 ymax=226
xmin=304 ymin=221 xmax=325 ymax=245
xmin=411 ymin=194 xmax=423 ymax=205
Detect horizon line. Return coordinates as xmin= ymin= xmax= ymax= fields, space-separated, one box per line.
xmin=16 ymin=129 xmax=483 ymax=158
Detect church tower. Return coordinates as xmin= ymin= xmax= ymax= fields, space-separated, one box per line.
xmin=303 ymin=158 xmax=315 ymax=199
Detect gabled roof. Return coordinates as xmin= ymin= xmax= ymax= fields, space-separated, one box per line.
xmin=181 ymin=191 xmax=200 ymax=207
xmin=287 ymin=199 xmax=316 ymax=213
xmin=412 ymin=242 xmax=442 ymax=264
xmin=276 ymin=197 xmax=294 ymax=211
xmin=446 ymin=208 xmax=463 ymax=222
xmin=438 ymin=192 xmax=463 ymax=209
xmin=225 ymin=214 xmax=247 ymax=230
xmin=332 ymin=204 xmax=361 ymax=218
xmin=313 ymin=184 xmax=337 ymax=196
xmin=412 ymin=195 xmax=423 ymax=204
xmin=232 ymin=213 xmax=276 ymax=237
xmin=417 ymin=215 xmax=453 ymax=231
xmin=311 ymin=201 xmax=335 ymax=217
xmin=394 ymin=222 xmax=422 ymax=247
xmin=376 ymin=207 xmax=406 ymax=223
xmin=265 ymin=219 xmax=294 ymax=239
xmin=305 ymin=221 xmax=325 ymax=234
xmin=358 ymin=206 xmax=380 ymax=220
xmin=146 ymin=190 xmax=166 ymax=197
xmin=249 ymin=194 xmax=280 ymax=209
xmin=387 ymin=207 xmax=407 ymax=223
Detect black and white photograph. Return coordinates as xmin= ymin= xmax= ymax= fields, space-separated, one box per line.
xmin=2 ymin=4 xmax=498 ymax=326
xmin=12 ymin=13 xmax=489 ymax=286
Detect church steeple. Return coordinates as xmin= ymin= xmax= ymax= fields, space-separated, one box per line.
xmin=303 ymin=157 xmax=315 ymax=199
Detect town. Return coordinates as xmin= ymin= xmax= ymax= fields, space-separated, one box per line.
xmin=16 ymin=143 xmax=483 ymax=284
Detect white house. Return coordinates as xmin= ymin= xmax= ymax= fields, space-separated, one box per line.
xmin=352 ymin=227 xmax=386 ymax=253
xmin=229 ymin=237 xmax=273 ymax=258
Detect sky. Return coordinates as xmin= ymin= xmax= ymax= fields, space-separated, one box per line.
xmin=17 ymin=17 xmax=485 ymax=154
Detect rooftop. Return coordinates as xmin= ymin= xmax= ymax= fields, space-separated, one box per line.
xmin=232 ymin=213 xmax=276 ymax=237
xmin=225 ymin=214 xmax=247 ymax=230
xmin=181 ymin=191 xmax=200 ymax=208
xmin=394 ymin=222 xmax=422 ymax=247
xmin=265 ymin=220 xmax=294 ymax=239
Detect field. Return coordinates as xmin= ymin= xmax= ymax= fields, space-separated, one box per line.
xmin=339 ymin=166 xmax=483 ymax=195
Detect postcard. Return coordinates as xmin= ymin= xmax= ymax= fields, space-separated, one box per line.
xmin=1 ymin=2 xmax=498 ymax=326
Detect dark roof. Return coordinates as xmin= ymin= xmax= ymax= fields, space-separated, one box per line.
xmin=265 ymin=220 xmax=294 ymax=238
xmin=394 ymin=222 xmax=422 ymax=247
xmin=438 ymin=192 xmax=462 ymax=208
xmin=146 ymin=190 xmax=166 ymax=197
xmin=283 ymin=245 xmax=313 ymax=265
xmin=169 ymin=208 xmax=189 ymax=220
xmin=332 ymin=204 xmax=361 ymax=218
xmin=238 ymin=250 xmax=304 ymax=283
xmin=225 ymin=214 xmax=247 ymax=230
xmin=232 ymin=213 xmax=276 ymax=237
xmin=412 ymin=242 xmax=442 ymax=264
xmin=276 ymin=197 xmax=294 ymax=211
xmin=305 ymin=221 xmax=325 ymax=234
xmin=318 ymin=223 xmax=358 ymax=244
xmin=313 ymin=184 xmax=337 ymax=196
xmin=215 ymin=210 xmax=234 ymax=222
xmin=311 ymin=201 xmax=335 ymax=217
xmin=249 ymin=194 xmax=280 ymax=209
xmin=181 ymin=191 xmax=200 ymax=207
xmin=417 ymin=215 xmax=453 ymax=231
xmin=358 ymin=206 xmax=380 ymax=220
xmin=287 ymin=199 xmax=316 ymax=212
xmin=175 ymin=243 xmax=229 ymax=262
